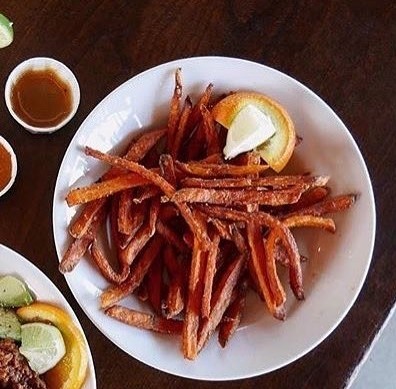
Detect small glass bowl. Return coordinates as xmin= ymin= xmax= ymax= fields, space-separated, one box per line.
xmin=4 ymin=57 xmax=80 ymax=134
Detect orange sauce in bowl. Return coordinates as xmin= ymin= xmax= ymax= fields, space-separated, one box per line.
xmin=0 ymin=143 xmax=12 ymax=191
xmin=10 ymin=69 xmax=72 ymax=128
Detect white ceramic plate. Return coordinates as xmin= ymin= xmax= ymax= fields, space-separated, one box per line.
xmin=53 ymin=57 xmax=375 ymax=380
xmin=0 ymin=244 xmax=96 ymax=388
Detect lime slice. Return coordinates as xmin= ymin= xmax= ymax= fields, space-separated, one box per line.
xmin=0 ymin=307 xmax=21 ymax=341
xmin=20 ymin=322 xmax=66 ymax=374
xmin=0 ymin=13 xmax=13 ymax=48
xmin=0 ymin=275 xmax=34 ymax=307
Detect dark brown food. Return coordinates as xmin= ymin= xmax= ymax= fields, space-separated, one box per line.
xmin=0 ymin=339 xmax=47 ymax=389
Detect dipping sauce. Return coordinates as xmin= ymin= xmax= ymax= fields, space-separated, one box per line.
xmin=10 ymin=68 xmax=72 ymax=128
xmin=0 ymin=143 xmax=12 ymax=191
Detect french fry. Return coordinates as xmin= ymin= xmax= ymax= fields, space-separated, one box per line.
xmin=147 ymin=255 xmax=164 ymax=314
xmin=105 ymin=306 xmax=182 ymax=334
xmin=117 ymin=189 xmax=134 ymax=234
xmin=59 ymin=234 xmax=94 ymax=274
xmin=69 ymin=197 xmax=107 ymax=238
xmin=59 ymin=203 xmax=107 ymax=273
xmin=66 ymin=173 xmax=150 ymax=206
xmin=283 ymin=215 xmax=336 ymax=233
xmin=163 ymin=244 xmax=185 ymax=318
xmin=159 ymin=154 xmax=177 ymax=187
xmin=171 ymin=96 xmax=192 ymax=159
xmin=197 ymin=254 xmax=245 ymax=354
xmin=200 ymin=105 xmax=220 ymax=155
xmin=186 ymin=83 xmax=213 ymax=132
xmin=182 ymin=237 xmax=208 ymax=360
xmin=132 ymin=186 xmax=161 ymax=204
xmin=180 ymin=175 xmax=329 ymax=189
xmin=218 ymin=277 xmax=248 ymax=348
xmin=100 ymin=235 xmax=163 ymax=309
xmin=171 ymin=187 xmax=303 ymax=206
xmin=156 ymin=219 xmax=189 ymax=253
xmin=118 ymin=200 xmax=147 ymax=249
xmin=201 ymin=233 xmax=220 ymax=318
xmin=119 ymin=197 xmax=160 ymax=267
xmin=90 ymin=239 xmax=129 ymax=284
xmin=167 ymin=68 xmax=183 ymax=151
xmin=281 ymin=186 xmax=330 ymax=214
xmin=283 ymin=194 xmax=356 ymax=218
xmin=246 ymin=223 xmax=284 ymax=319
xmin=122 ymin=128 xmax=167 ymax=164
xmin=264 ymin=230 xmax=286 ymax=309
xmin=175 ymin=161 xmax=269 ymax=177
xmin=210 ymin=219 xmax=233 ymax=241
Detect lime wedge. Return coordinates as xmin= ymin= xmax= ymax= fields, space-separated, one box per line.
xmin=0 ymin=275 xmax=34 ymax=308
xmin=20 ymin=322 xmax=66 ymax=374
xmin=0 ymin=308 xmax=21 ymax=341
xmin=0 ymin=13 xmax=13 ymax=48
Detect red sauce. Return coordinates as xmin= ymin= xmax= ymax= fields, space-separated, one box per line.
xmin=0 ymin=143 xmax=12 ymax=191
xmin=10 ymin=68 xmax=72 ymax=128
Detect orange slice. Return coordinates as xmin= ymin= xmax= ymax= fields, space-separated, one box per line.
xmin=212 ymin=92 xmax=296 ymax=172
xmin=17 ymin=302 xmax=88 ymax=389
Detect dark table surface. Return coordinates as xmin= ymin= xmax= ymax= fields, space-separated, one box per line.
xmin=0 ymin=1 xmax=395 ymax=388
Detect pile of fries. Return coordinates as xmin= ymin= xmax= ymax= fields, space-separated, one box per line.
xmin=60 ymin=69 xmax=356 ymax=360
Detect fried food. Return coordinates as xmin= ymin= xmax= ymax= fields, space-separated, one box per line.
xmin=61 ymin=68 xmax=356 ymax=360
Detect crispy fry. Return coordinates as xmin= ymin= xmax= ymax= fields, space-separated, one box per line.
xmin=176 ymin=161 xmax=269 ymax=177
xmin=69 ymin=197 xmax=107 ymax=238
xmin=284 ymin=215 xmax=336 ymax=233
xmin=186 ymin=83 xmax=213 ymax=132
xmin=264 ymin=230 xmax=287 ymax=309
xmin=163 ymin=245 xmax=184 ymax=318
xmin=117 ymin=189 xmax=134 ymax=234
xmin=210 ymin=219 xmax=232 ymax=240
xmin=100 ymin=235 xmax=163 ymax=309
xmin=180 ymin=175 xmax=329 ymax=189
xmin=90 ymin=239 xmax=129 ymax=284
xmin=123 ymin=128 xmax=167 ymax=164
xmin=156 ymin=219 xmax=189 ymax=253
xmin=246 ymin=223 xmax=284 ymax=319
xmin=197 ymin=254 xmax=245 ymax=354
xmin=120 ymin=197 xmax=160 ymax=267
xmin=66 ymin=173 xmax=150 ymax=206
xmin=59 ymin=203 xmax=107 ymax=273
xmin=201 ymin=234 xmax=220 ymax=318
xmin=147 ymin=255 xmax=163 ymax=314
xmin=218 ymin=277 xmax=248 ymax=348
xmin=201 ymin=105 xmax=220 ymax=155
xmin=199 ymin=153 xmax=224 ymax=164
xmin=282 ymin=186 xmax=330 ymax=214
xmin=59 ymin=234 xmax=93 ymax=274
xmin=284 ymin=194 xmax=357 ymax=218
xmin=167 ymin=68 xmax=183 ymax=150
xmin=171 ymin=96 xmax=192 ymax=159
xmin=132 ymin=186 xmax=162 ymax=204
xmin=105 ymin=306 xmax=182 ymax=335
xmin=182 ymin=237 xmax=208 ymax=360
xmin=159 ymin=154 xmax=177 ymax=187
xmin=171 ymin=187 xmax=303 ymax=206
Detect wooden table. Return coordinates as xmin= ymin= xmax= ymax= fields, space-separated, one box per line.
xmin=0 ymin=1 xmax=394 ymax=388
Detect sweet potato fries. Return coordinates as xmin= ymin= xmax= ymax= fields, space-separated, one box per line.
xmin=59 ymin=70 xmax=356 ymax=360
